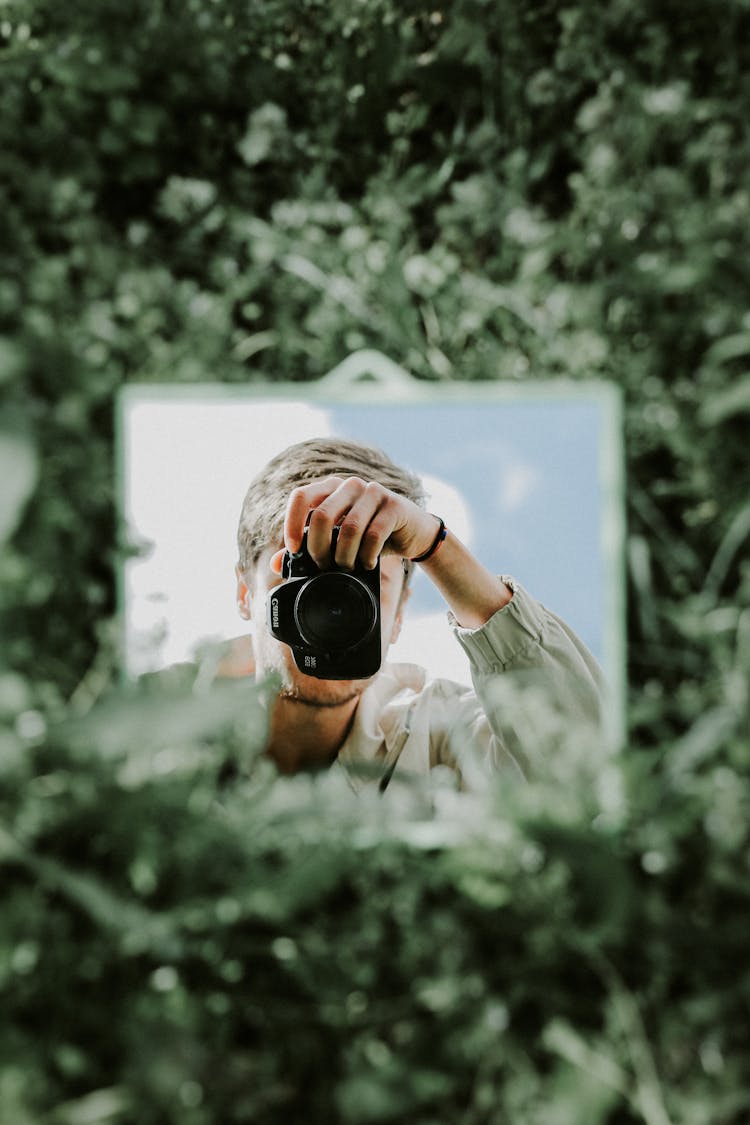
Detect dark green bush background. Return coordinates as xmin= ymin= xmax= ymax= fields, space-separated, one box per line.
xmin=1 ymin=1 xmax=749 ymax=1122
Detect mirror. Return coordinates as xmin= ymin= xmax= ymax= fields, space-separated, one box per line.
xmin=118 ymin=357 xmax=625 ymax=740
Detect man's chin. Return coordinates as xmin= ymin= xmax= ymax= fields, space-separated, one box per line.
xmin=254 ymin=637 xmax=372 ymax=708
xmin=278 ymin=677 xmax=367 ymax=709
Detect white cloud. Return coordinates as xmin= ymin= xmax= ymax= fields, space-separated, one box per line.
xmin=420 ymin=472 xmax=473 ymax=547
xmin=499 ymin=463 xmax=540 ymax=512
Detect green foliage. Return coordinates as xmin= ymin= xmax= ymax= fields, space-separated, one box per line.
xmin=1 ymin=680 xmax=748 ymax=1123
xmin=1 ymin=0 xmax=748 ymax=713
xmin=1 ymin=0 xmax=749 ymax=1120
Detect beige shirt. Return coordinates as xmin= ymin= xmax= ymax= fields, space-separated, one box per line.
xmin=335 ymin=577 xmax=606 ymax=793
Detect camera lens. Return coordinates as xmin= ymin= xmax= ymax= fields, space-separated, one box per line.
xmin=294 ymin=573 xmax=377 ymax=653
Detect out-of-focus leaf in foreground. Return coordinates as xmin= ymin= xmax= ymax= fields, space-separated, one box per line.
xmin=0 ymin=430 xmax=37 ymax=547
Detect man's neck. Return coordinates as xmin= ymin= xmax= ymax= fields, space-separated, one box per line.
xmin=265 ymin=693 xmax=360 ymax=774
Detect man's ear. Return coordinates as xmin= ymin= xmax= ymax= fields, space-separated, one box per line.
xmin=236 ymin=565 xmax=252 ymax=621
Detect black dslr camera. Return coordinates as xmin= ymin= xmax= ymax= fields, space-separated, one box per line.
xmin=266 ymin=526 xmax=381 ymax=680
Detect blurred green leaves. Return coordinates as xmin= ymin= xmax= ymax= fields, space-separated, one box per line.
xmin=1 ymin=678 xmax=748 ymax=1123
xmin=3 ymin=0 xmax=748 ymax=702
xmin=1 ymin=0 xmax=750 ymax=1120
xmin=0 ymin=427 xmax=37 ymax=547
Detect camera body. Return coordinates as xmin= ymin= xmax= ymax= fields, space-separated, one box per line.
xmin=266 ymin=527 xmax=381 ymax=680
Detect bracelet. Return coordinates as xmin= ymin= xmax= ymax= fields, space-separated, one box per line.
xmin=410 ymin=516 xmax=447 ymax=563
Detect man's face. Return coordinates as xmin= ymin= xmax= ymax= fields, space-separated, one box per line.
xmin=238 ymin=546 xmax=409 ymax=708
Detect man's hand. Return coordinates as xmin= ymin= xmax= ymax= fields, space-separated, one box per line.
xmin=281 ymin=475 xmax=441 ymax=571
xmin=273 ymin=474 xmax=513 ymax=629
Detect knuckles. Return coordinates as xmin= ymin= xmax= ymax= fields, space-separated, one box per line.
xmin=288 ymin=475 xmax=345 ymax=502
xmin=364 ymin=480 xmax=386 ymax=502
xmin=286 ymin=477 xmax=400 ymax=566
xmin=336 ymin=518 xmax=362 ymax=540
xmin=308 ymin=504 xmax=335 ymax=527
xmin=362 ymin=524 xmax=385 ymax=550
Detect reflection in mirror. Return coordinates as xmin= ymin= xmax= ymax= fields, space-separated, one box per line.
xmin=119 ymin=381 xmax=624 ymax=739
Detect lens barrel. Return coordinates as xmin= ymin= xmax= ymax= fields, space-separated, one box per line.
xmin=294 ymin=572 xmax=377 ymax=653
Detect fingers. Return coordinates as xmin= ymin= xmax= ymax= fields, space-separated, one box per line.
xmin=328 ymin=482 xmax=387 ymax=570
xmin=283 ymin=476 xmax=344 ymax=553
xmin=283 ymin=476 xmax=402 ymax=570
xmin=353 ymin=502 xmax=400 ymax=570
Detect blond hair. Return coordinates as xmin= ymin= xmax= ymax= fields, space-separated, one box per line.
xmin=237 ymin=437 xmax=426 ymax=573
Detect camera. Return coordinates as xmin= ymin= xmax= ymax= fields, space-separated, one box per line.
xmin=266 ymin=526 xmax=381 ymax=680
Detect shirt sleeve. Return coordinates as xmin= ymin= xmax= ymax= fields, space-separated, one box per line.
xmin=447 ymin=576 xmax=608 ymax=779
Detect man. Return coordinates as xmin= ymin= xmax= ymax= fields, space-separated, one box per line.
xmin=235 ymin=437 xmax=605 ymax=789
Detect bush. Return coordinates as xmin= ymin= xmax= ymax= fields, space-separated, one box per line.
xmin=1 ymin=675 xmax=748 ymax=1124
xmin=1 ymin=0 xmax=748 ymax=716
xmin=1 ymin=0 xmax=748 ymax=1120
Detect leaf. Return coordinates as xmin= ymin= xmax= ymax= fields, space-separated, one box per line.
xmin=0 ymin=430 xmax=37 ymax=545
xmin=703 ymin=502 xmax=750 ymax=598
xmin=48 ymin=1086 xmax=132 ymax=1125
xmin=699 ymin=375 xmax=750 ymax=424
xmin=703 ymin=332 xmax=750 ymax=367
xmin=668 ymin=707 xmax=738 ymax=777
xmin=8 ymin=840 xmax=182 ymax=959
xmin=0 ymin=337 xmax=24 ymax=385
xmin=544 ymin=1017 xmax=628 ymax=1095
xmin=58 ymin=678 xmax=271 ymax=761
xmin=237 ymin=103 xmax=287 ymax=166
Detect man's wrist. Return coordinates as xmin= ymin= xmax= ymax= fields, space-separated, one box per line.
xmin=418 ymin=531 xmax=513 ymax=629
xmin=410 ymin=515 xmax=447 ymax=563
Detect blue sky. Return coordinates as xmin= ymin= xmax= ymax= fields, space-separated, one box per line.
xmin=328 ymin=401 xmax=604 ymax=661
xmin=123 ymin=392 xmax=613 ymax=681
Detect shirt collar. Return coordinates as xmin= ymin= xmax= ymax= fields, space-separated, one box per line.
xmin=335 ymin=662 xmax=426 ymax=792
